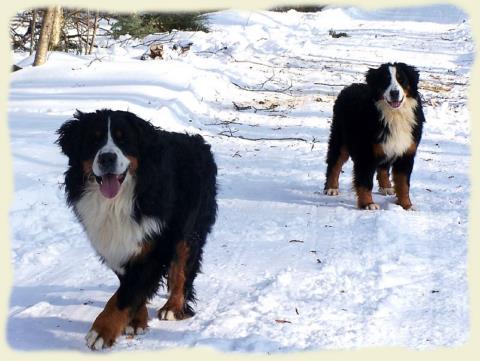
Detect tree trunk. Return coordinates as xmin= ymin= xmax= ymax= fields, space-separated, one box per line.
xmin=50 ymin=6 xmax=63 ymax=49
xmin=33 ymin=8 xmax=55 ymax=66
xmin=30 ymin=10 xmax=36 ymax=55
xmin=76 ymin=21 xmax=83 ymax=54
xmin=88 ymin=11 xmax=99 ymax=55
xmin=85 ymin=10 xmax=91 ymax=54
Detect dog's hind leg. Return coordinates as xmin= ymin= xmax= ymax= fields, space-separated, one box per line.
xmin=324 ymin=139 xmax=349 ymax=196
xmin=324 ymin=116 xmax=349 ymax=195
xmin=158 ymin=239 xmax=197 ymax=320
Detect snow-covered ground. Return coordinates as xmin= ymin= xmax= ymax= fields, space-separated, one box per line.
xmin=7 ymin=5 xmax=473 ymax=352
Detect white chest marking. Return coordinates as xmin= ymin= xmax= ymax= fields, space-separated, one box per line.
xmin=75 ymin=173 xmax=162 ymax=274
xmin=376 ymin=96 xmax=418 ymax=159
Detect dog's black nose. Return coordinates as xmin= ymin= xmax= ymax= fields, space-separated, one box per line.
xmin=389 ymin=89 xmax=400 ymax=100
xmin=98 ymin=152 xmax=117 ymax=171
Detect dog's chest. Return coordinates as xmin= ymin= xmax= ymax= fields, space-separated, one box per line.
xmin=74 ymin=177 xmax=161 ymax=274
xmin=377 ymin=98 xmax=417 ymax=159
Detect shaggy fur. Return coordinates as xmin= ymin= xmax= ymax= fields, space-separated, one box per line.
xmin=56 ymin=109 xmax=217 ymax=349
xmin=324 ymin=62 xmax=425 ymax=210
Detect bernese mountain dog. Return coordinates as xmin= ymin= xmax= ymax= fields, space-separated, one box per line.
xmin=324 ymin=62 xmax=425 ymax=210
xmin=56 ymin=109 xmax=217 ymax=350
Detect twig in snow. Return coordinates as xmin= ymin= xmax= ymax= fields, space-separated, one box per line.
xmin=233 ymin=101 xmax=280 ymax=113
xmin=205 ymin=118 xmax=242 ymax=126
xmin=132 ymin=31 xmax=178 ymax=48
xmin=86 ymin=55 xmax=106 ymax=67
xmin=216 ymin=133 xmax=309 ymax=142
xmin=275 ymin=319 xmax=292 ymax=324
xmin=194 ymin=46 xmax=228 ymax=55
xmin=232 ymin=101 xmax=252 ymax=111
xmin=314 ymin=81 xmax=347 ymax=87
xmin=218 ymin=127 xmax=239 ymax=137
xmin=231 ymin=79 xmax=293 ymax=94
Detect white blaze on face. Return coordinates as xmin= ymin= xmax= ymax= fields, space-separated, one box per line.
xmin=92 ymin=117 xmax=130 ymax=176
xmin=383 ymin=66 xmax=405 ymax=106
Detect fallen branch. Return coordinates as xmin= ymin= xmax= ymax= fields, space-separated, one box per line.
xmin=205 ymin=118 xmax=242 ymax=126
xmin=314 ymin=81 xmax=347 ymax=87
xmin=233 ymin=101 xmax=280 ymax=113
xmin=86 ymin=55 xmax=105 ymax=67
xmin=194 ymin=46 xmax=228 ymax=55
xmin=275 ymin=319 xmax=292 ymax=324
xmin=231 ymin=79 xmax=293 ymax=94
xmin=216 ymin=133 xmax=309 ymax=142
xmin=132 ymin=31 xmax=178 ymax=48
xmin=232 ymin=101 xmax=252 ymax=111
xmin=218 ymin=128 xmax=239 ymax=137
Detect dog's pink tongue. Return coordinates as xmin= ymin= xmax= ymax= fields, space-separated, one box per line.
xmin=100 ymin=174 xmax=121 ymax=199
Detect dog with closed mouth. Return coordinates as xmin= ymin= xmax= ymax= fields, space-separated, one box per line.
xmin=324 ymin=62 xmax=425 ymax=210
xmin=56 ymin=109 xmax=217 ymax=349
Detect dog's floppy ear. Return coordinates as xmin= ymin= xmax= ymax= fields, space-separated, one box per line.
xmin=128 ymin=112 xmax=158 ymax=152
xmin=365 ymin=67 xmax=381 ymax=87
xmin=396 ymin=62 xmax=420 ymax=95
xmin=56 ymin=110 xmax=84 ymax=160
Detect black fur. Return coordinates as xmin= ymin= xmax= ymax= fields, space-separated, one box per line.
xmin=324 ymin=62 xmax=425 ymax=209
xmin=56 ymin=109 xmax=217 ymax=318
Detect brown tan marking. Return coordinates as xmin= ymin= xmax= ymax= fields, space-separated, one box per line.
xmin=393 ymin=172 xmax=412 ymax=210
xmin=405 ymin=143 xmax=417 ymax=156
xmin=376 ymin=167 xmax=392 ymax=189
xmin=88 ymin=292 xmax=131 ymax=348
xmin=127 ymin=303 xmax=148 ymax=333
xmin=325 ymin=146 xmax=349 ymax=190
xmin=132 ymin=241 xmax=152 ymax=261
xmin=356 ymin=186 xmax=376 ymax=209
xmin=126 ymin=156 xmax=138 ymax=175
xmin=372 ymin=143 xmax=386 ymax=159
xmin=403 ymin=85 xmax=412 ymax=98
xmin=82 ymin=160 xmax=93 ymax=175
xmin=158 ymin=241 xmax=190 ymax=320
xmin=82 ymin=160 xmax=95 ymax=183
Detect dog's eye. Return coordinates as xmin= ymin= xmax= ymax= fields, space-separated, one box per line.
xmin=114 ymin=130 xmax=125 ymax=144
xmin=397 ymin=75 xmax=407 ymax=86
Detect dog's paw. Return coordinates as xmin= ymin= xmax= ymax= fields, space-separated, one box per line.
xmin=158 ymin=309 xmax=178 ymax=321
xmin=158 ymin=305 xmax=194 ymax=321
xmin=378 ymin=187 xmax=395 ymax=196
xmin=86 ymin=330 xmax=107 ymax=351
xmin=125 ymin=304 xmax=148 ymax=336
xmin=324 ymin=188 xmax=339 ymax=196
xmin=396 ymin=199 xmax=414 ymax=210
xmin=85 ymin=318 xmax=125 ymax=350
xmin=364 ymin=203 xmax=380 ymax=210
xmin=124 ymin=325 xmax=146 ymax=336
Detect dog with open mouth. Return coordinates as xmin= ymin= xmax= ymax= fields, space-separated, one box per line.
xmin=56 ymin=109 xmax=217 ymax=350
xmin=324 ymin=62 xmax=425 ymax=210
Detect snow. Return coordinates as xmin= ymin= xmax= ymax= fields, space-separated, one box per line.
xmin=7 ymin=5 xmax=473 ymax=352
